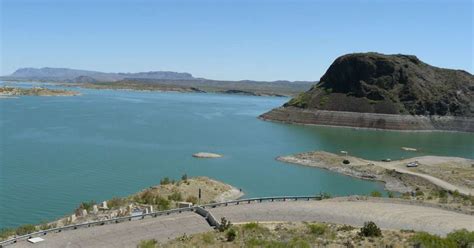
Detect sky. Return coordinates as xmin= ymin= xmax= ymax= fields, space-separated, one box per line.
xmin=1 ymin=0 xmax=472 ymax=81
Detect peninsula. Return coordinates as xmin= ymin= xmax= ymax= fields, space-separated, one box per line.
xmin=0 ymin=86 xmax=79 ymax=97
xmin=278 ymin=151 xmax=474 ymax=213
xmin=260 ymin=53 xmax=474 ymax=132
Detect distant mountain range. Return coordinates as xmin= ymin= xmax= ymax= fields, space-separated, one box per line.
xmin=1 ymin=67 xmax=315 ymax=97
xmin=3 ymin=67 xmax=195 ymax=82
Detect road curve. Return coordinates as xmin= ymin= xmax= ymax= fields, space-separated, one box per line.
xmin=211 ymin=200 xmax=474 ymax=236
xmin=10 ymin=212 xmax=212 ymax=248
xmin=8 ymin=200 xmax=474 ymax=247
xmin=377 ymin=161 xmax=474 ymax=196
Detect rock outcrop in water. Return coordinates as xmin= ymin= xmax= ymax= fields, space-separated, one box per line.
xmin=261 ymin=53 xmax=474 ymax=132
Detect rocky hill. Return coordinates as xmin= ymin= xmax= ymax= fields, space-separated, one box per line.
xmin=261 ymin=53 xmax=474 ymax=132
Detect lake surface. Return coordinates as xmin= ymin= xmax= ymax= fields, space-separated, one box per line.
xmin=1 ymin=82 xmax=473 ymax=228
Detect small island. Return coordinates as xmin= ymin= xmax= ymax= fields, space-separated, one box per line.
xmin=192 ymin=152 xmax=223 ymax=158
xmin=0 ymin=86 xmax=80 ymax=97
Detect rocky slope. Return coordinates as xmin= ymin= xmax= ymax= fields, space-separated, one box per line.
xmin=261 ymin=53 xmax=474 ymax=132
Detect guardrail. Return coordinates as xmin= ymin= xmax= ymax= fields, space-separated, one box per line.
xmin=0 ymin=195 xmax=321 ymax=247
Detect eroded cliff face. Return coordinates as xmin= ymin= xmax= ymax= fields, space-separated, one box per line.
xmin=261 ymin=53 xmax=474 ymax=132
xmin=284 ymin=53 xmax=473 ymax=117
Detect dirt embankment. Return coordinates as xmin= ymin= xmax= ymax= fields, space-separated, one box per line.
xmin=260 ymin=107 xmax=474 ymax=132
xmin=55 ymin=177 xmax=243 ymax=228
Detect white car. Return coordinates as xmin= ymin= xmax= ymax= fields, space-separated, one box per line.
xmin=406 ymin=161 xmax=419 ymax=167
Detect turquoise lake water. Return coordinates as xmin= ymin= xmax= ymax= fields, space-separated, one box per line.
xmin=1 ymin=82 xmax=473 ymax=228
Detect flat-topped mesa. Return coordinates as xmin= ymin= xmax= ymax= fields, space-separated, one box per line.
xmin=261 ymin=52 xmax=474 ymax=132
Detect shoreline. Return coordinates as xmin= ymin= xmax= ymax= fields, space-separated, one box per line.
xmin=277 ymin=151 xmax=474 ymax=196
xmin=260 ymin=107 xmax=474 ymax=133
xmin=259 ymin=116 xmax=473 ymax=134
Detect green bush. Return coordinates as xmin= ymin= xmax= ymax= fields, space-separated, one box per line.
xmin=243 ymin=222 xmax=260 ymax=230
xmin=446 ymin=229 xmax=474 ymax=248
xmin=370 ymin=191 xmax=382 ymax=197
xmin=156 ymin=197 xmax=170 ymax=210
xmin=138 ymin=191 xmax=156 ymax=205
xmin=321 ymin=192 xmax=332 ymax=199
xmin=0 ymin=228 xmax=15 ymax=241
xmin=168 ymin=192 xmax=183 ymax=201
xmin=137 ymin=239 xmax=157 ymax=248
xmin=181 ymin=174 xmax=188 ymax=181
xmin=77 ymin=200 xmax=96 ymax=212
xmin=226 ymin=228 xmax=237 ymax=242
xmin=410 ymin=232 xmax=456 ymax=248
xmin=308 ymin=223 xmax=327 ymax=235
xmin=218 ymin=217 xmax=232 ymax=232
xmin=387 ymin=192 xmax=394 ymax=198
xmin=359 ymin=221 xmax=382 ymax=237
xmin=108 ymin=197 xmax=126 ymax=209
xmin=415 ymin=190 xmax=424 ymax=197
xmin=15 ymin=224 xmax=37 ymax=236
xmin=185 ymin=196 xmax=198 ymax=205
xmin=438 ymin=190 xmax=447 ymax=198
xmin=160 ymin=177 xmax=171 ymax=185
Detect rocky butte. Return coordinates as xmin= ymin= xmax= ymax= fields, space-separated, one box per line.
xmin=260 ymin=52 xmax=474 ymax=132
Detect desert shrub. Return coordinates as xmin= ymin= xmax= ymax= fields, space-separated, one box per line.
xmin=226 ymin=228 xmax=237 ymax=242
xmin=343 ymin=159 xmax=350 ymax=164
xmin=201 ymin=232 xmax=214 ymax=244
xmin=218 ymin=217 xmax=232 ymax=232
xmin=438 ymin=189 xmax=447 ymax=198
xmin=168 ymin=192 xmax=183 ymax=201
xmin=38 ymin=222 xmax=56 ymax=231
xmin=156 ymin=197 xmax=170 ymax=210
xmin=160 ymin=177 xmax=171 ymax=185
xmin=137 ymin=239 xmax=157 ymax=248
xmin=15 ymin=224 xmax=36 ymax=235
xmin=308 ymin=223 xmax=327 ymax=235
xmin=288 ymin=237 xmax=311 ymax=248
xmin=138 ymin=191 xmax=156 ymax=205
xmin=337 ymin=225 xmax=355 ymax=232
xmin=387 ymin=192 xmax=394 ymax=198
xmin=321 ymin=192 xmax=332 ymax=199
xmin=446 ymin=229 xmax=474 ymax=248
xmin=415 ymin=190 xmax=424 ymax=197
xmin=402 ymin=192 xmax=411 ymax=199
xmin=77 ymin=200 xmax=96 ymax=212
xmin=181 ymin=174 xmax=188 ymax=181
xmin=410 ymin=232 xmax=456 ymax=248
xmin=243 ymin=222 xmax=260 ymax=230
xmin=451 ymin=190 xmax=461 ymax=199
xmin=108 ymin=197 xmax=126 ymax=209
xmin=370 ymin=191 xmax=382 ymax=197
xmin=359 ymin=221 xmax=382 ymax=237
xmin=0 ymin=228 xmax=15 ymax=241
xmin=185 ymin=196 xmax=198 ymax=205
xmin=246 ymin=238 xmax=288 ymax=248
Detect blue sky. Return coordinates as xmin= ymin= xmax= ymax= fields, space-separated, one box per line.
xmin=1 ymin=0 xmax=472 ymax=81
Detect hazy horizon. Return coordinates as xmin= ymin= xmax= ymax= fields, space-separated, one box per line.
xmin=1 ymin=0 xmax=473 ymax=81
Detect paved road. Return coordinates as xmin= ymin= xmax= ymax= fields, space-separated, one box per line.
xmin=7 ymin=200 xmax=474 ymax=247
xmin=211 ymin=200 xmax=474 ymax=236
xmin=10 ymin=212 xmax=212 ymax=248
